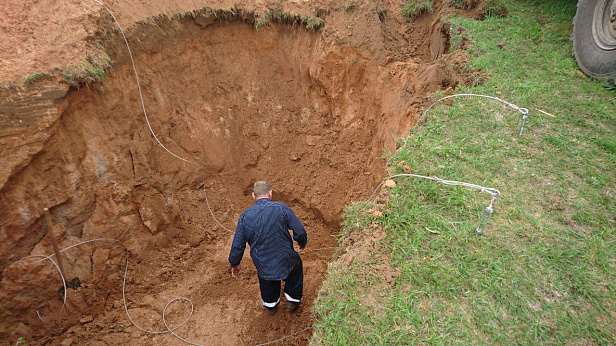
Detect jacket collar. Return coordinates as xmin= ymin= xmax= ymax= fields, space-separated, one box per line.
xmin=255 ymin=198 xmax=271 ymax=204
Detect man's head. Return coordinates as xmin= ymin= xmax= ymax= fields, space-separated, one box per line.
xmin=252 ymin=181 xmax=272 ymax=200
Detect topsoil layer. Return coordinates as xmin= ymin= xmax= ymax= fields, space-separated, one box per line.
xmin=0 ymin=0 xmax=485 ymax=344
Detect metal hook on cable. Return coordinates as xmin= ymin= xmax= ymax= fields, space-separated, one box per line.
xmin=476 ymin=204 xmax=493 ymax=235
xmin=518 ymin=108 xmax=529 ymax=136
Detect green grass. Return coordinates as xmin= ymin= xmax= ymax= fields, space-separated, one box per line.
xmin=255 ymin=18 xmax=270 ymax=29
xmin=342 ymin=4 xmax=356 ymax=11
xmin=314 ymin=0 xmax=615 ymax=344
xmin=23 ymin=72 xmax=43 ymax=86
xmin=485 ymin=0 xmax=508 ymax=18
xmin=376 ymin=7 xmax=388 ymax=22
xmin=176 ymin=10 xmax=197 ymax=19
xmin=403 ymin=0 xmax=434 ymax=19
xmin=304 ymin=16 xmax=325 ymax=30
xmin=63 ymin=53 xmax=111 ymax=89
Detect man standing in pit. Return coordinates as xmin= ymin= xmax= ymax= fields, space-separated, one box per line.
xmin=228 ymin=181 xmax=308 ymax=315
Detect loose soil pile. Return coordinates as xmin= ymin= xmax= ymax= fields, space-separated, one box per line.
xmin=0 ymin=0 xmax=485 ymax=344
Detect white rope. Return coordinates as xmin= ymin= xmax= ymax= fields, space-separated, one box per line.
xmin=369 ymin=173 xmax=500 ymax=234
xmin=204 ymin=189 xmax=234 ymax=233
xmin=93 ymin=0 xmax=235 ymax=234
xmin=36 ymin=310 xmax=48 ymax=323
xmin=162 ymin=298 xmax=200 ymax=345
xmin=19 ymin=238 xmax=125 ymax=265
xmin=17 ymin=254 xmax=67 ymax=321
xmin=121 ymin=251 xmax=194 ymax=335
xmin=392 ymin=94 xmax=518 ymax=233
xmin=403 ymin=93 xmax=530 ymax=148
xmin=423 ymin=93 xmax=528 ymax=116
xmin=369 ymin=174 xmax=500 ymax=201
xmin=91 ymin=0 xmax=195 ymax=165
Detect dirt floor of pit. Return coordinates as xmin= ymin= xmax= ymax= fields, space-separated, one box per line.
xmin=0 ymin=1 xmax=485 ymax=345
xmin=30 ymin=192 xmax=337 ymax=345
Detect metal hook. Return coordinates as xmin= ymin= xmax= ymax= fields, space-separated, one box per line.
xmin=518 ymin=108 xmax=529 ymax=136
xmin=476 ymin=205 xmax=494 ymax=235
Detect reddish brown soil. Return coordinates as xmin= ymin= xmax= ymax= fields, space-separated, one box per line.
xmin=0 ymin=0 xmax=484 ymax=344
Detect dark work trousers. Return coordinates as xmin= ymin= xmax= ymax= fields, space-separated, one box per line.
xmin=258 ymin=258 xmax=303 ymax=309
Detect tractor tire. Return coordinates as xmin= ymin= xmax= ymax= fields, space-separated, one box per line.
xmin=573 ymin=0 xmax=616 ymax=86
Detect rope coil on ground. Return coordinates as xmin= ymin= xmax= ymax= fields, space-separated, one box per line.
xmin=17 ymin=239 xmax=315 ymax=345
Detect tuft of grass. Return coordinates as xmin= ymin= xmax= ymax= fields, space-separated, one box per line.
xmin=23 ymin=72 xmax=43 ymax=86
xmin=63 ymin=53 xmax=111 ymax=89
xmin=450 ymin=0 xmax=467 ymax=9
xmin=341 ymin=202 xmax=377 ymax=234
xmin=402 ymin=0 xmax=433 ymax=19
xmin=15 ymin=338 xmax=27 ymax=346
xmin=265 ymin=4 xmax=283 ymax=20
xmin=314 ymin=0 xmax=616 ymax=344
xmin=176 ymin=10 xmax=196 ymax=19
xmin=484 ymin=0 xmax=508 ymax=19
xmin=255 ymin=17 xmax=270 ymax=29
xmin=342 ymin=3 xmax=356 ymax=11
xmin=218 ymin=7 xmax=237 ymax=18
xmin=304 ymin=16 xmax=325 ymax=30
xmin=377 ymin=7 xmax=388 ymax=22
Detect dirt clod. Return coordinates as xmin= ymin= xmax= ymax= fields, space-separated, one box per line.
xmin=384 ymin=179 xmax=397 ymax=188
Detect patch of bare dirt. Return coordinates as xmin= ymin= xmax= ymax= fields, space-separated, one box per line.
xmin=0 ymin=0 xmax=486 ymax=344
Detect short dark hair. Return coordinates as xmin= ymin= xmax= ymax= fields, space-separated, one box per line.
xmin=253 ymin=181 xmax=271 ymax=197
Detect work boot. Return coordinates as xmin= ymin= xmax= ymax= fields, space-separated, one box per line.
xmin=266 ymin=305 xmax=277 ymax=315
xmin=286 ymin=301 xmax=300 ymax=312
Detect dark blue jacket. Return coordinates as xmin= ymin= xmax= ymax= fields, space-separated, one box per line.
xmin=228 ymin=198 xmax=307 ymax=280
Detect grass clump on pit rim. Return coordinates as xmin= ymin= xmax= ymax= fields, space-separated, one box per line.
xmin=402 ymin=0 xmax=433 ymax=19
xmin=304 ymin=16 xmax=325 ymax=30
xmin=314 ymin=0 xmax=616 ymax=344
xmin=175 ymin=10 xmax=197 ymax=19
xmin=254 ymin=17 xmax=270 ymax=29
xmin=134 ymin=6 xmax=325 ymax=32
xmin=23 ymin=72 xmax=43 ymax=86
xmin=62 ymin=53 xmax=111 ymax=89
xmin=484 ymin=0 xmax=508 ymax=19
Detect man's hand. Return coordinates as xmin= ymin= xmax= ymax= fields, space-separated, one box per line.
xmin=231 ymin=265 xmax=242 ymax=279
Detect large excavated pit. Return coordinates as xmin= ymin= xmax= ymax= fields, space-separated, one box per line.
xmin=0 ymin=3 xmax=476 ymax=344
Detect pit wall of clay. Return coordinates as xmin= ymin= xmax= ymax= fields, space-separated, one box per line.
xmin=0 ymin=2 xmax=465 ymax=339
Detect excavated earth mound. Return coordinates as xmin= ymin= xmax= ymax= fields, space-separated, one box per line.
xmin=0 ymin=0 xmax=484 ymax=344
